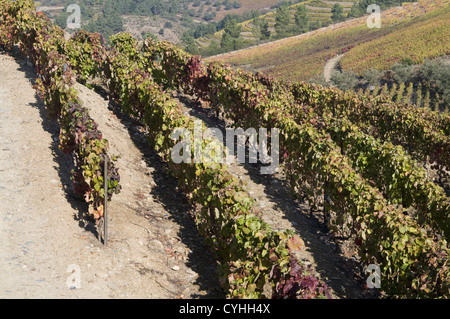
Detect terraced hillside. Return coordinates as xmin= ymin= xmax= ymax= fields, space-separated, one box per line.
xmin=196 ymin=0 xmax=357 ymax=48
xmin=339 ymin=3 xmax=450 ymax=74
xmin=209 ymin=0 xmax=288 ymax=21
xmin=206 ymin=0 xmax=450 ymax=82
xmin=36 ymin=0 xmax=285 ymax=23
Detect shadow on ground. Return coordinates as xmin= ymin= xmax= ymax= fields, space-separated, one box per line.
xmin=92 ymin=87 xmax=225 ymax=299
xmin=8 ymin=49 xmax=99 ymax=238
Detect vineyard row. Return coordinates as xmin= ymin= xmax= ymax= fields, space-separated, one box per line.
xmin=133 ymin=38 xmax=449 ymax=298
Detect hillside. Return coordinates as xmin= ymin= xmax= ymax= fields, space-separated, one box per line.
xmin=196 ymin=0 xmax=357 ymax=49
xmin=36 ymin=0 xmax=280 ymax=22
xmin=339 ymin=4 xmax=450 ymax=73
xmin=206 ymin=0 xmax=450 ymax=82
xmin=34 ymin=0 xmax=299 ymax=49
xmin=206 ymin=0 xmax=289 ymax=21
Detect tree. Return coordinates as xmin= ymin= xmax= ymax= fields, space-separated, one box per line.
xmin=202 ymin=39 xmax=221 ymax=56
xmin=203 ymin=12 xmax=216 ymax=21
xmin=183 ymin=35 xmax=200 ymax=55
xmin=331 ymin=4 xmax=344 ymax=22
xmin=84 ymin=11 xmax=123 ymax=41
xmin=363 ymin=68 xmax=382 ymax=86
xmin=347 ymin=1 xmax=362 ymax=18
xmin=253 ymin=17 xmax=270 ymax=40
xmin=223 ymin=19 xmax=241 ymax=38
xmin=191 ymin=23 xmax=217 ymax=39
xmin=151 ymin=1 xmax=164 ymax=15
xmin=220 ymin=32 xmax=234 ymax=51
xmin=219 ymin=17 xmax=243 ymax=51
xmin=389 ymin=83 xmax=398 ymax=100
xmin=220 ymin=31 xmax=243 ymax=51
xmin=294 ymin=4 xmax=310 ymax=33
xmin=309 ymin=20 xmax=321 ymax=30
xmin=274 ymin=4 xmax=291 ymax=38
xmin=260 ymin=20 xmax=271 ymax=39
xmin=217 ymin=14 xmax=240 ymax=30
xmin=142 ymin=31 xmax=158 ymax=41
xmin=330 ymin=70 xmax=358 ymax=91
xmin=169 ymin=0 xmax=180 ymax=15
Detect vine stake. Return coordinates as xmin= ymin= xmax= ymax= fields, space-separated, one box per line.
xmin=104 ymin=155 xmax=108 ymax=246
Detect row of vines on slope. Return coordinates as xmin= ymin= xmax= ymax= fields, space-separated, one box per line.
xmin=0 ymin=0 xmax=121 ymax=221
xmin=123 ymin=38 xmax=449 ymax=298
xmin=250 ymin=77 xmax=450 ymax=242
xmin=322 ymin=115 xmax=449 ymax=242
xmin=81 ymin=31 xmax=332 ymax=299
xmin=0 ymin=1 xmax=332 ymax=299
xmin=290 ymin=82 xmax=450 ymax=173
xmin=193 ymin=61 xmax=449 ymax=298
xmin=242 ymin=76 xmax=450 ymax=242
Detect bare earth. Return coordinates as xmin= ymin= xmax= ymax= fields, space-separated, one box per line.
xmin=0 ymin=50 xmax=222 ymax=299
xmin=323 ymin=53 xmax=345 ymax=83
xmin=0 ymin=49 xmax=377 ymax=299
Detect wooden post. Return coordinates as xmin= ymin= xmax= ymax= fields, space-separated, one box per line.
xmin=104 ymin=156 xmax=108 ymax=245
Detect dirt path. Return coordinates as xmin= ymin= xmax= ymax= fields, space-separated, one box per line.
xmin=323 ymin=53 xmax=345 ymax=83
xmin=0 ymin=50 xmax=222 ymax=299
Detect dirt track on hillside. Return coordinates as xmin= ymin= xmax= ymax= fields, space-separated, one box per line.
xmin=323 ymin=53 xmax=345 ymax=83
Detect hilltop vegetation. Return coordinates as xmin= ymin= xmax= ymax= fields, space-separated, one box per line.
xmin=195 ymin=0 xmax=356 ymax=50
xmin=37 ymin=0 xmax=288 ymax=42
xmin=32 ymin=0 xmax=450 ymax=112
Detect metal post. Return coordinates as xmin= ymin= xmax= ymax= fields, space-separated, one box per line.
xmin=104 ymin=156 xmax=108 ymax=245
